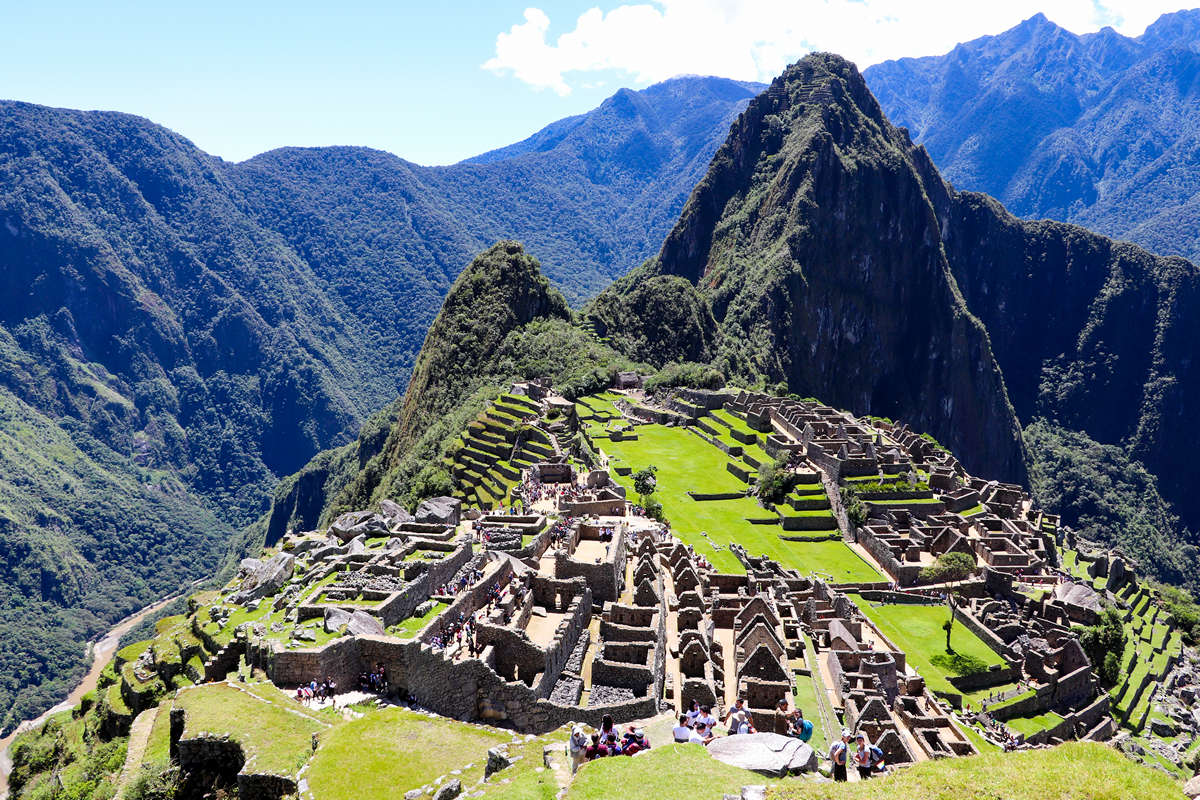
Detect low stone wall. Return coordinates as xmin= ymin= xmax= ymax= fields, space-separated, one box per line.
xmin=687 ymin=491 xmax=748 ymax=501
xmin=948 ymin=664 xmax=1020 ymax=693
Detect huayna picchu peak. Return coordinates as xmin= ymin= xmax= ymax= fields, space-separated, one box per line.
xmin=7 ymin=14 xmax=1200 ymax=800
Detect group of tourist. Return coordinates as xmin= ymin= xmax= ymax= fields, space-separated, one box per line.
xmin=358 ymin=664 xmax=388 ymax=693
xmin=294 ymin=676 xmax=337 ymax=704
xmin=828 ymin=729 xmax=887 ymax=781
xmin=436 ymin=567 xmax=484 ymax=597
xmin=431 ymin=609 xmax=478 ymax=656
xmin=567 ymin=714 xmax=651 ymax=772
xmin=548 ymin=517 xmax=576 ymax=549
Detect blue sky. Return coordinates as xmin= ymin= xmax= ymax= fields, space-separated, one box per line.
xmin=1 ymin=1 xmax=1186 ymax=165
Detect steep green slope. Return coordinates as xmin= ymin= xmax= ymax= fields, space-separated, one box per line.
xmin=937 ymin=191 xmax=1200 ymax=536
xmin=0 ymin=78 xmax=754 ymax=730
xmin=259 ymin=241 xmax=643 ymax=543
xmin=591 ymin=53 xmax=1028 ymax=486
xmin=865 ymin=9 xmax=1200 ymax=262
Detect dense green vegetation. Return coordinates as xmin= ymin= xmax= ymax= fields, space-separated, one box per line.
xmin=1026 ymin=421 xmax=1198 ymax=591
xmin=1075 ymin=606 xmax=1128 ymax=687
xmin=0 ymin=77 xmax=756 ymax=730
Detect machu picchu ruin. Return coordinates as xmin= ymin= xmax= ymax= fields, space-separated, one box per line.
xmin=24 ymin=378 xmax=1194 ymax=800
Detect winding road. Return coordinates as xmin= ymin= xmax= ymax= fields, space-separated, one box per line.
xmin=0 ymin=591 xmax=187 ymax=800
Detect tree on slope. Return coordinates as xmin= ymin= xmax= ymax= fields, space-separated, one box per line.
xmin=920 ymin=551 xmax=977 ymax=652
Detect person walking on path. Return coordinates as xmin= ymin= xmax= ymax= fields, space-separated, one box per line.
xmin=830 ymin=729 xmax=851 ymax=782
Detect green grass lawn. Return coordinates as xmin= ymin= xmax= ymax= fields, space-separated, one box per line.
xmin=767 ymin=741 xmax=1180 ymax=799
xmin=600 ymin=423 xmax=881 ymax=582
xmin=388 ymin=600 xmax=449 ymax=639
xmin=848 ymin=597 xmax=1005 ymax=697
xmin=708 ymin=408 xmax=759 ymax=437
xmin=1005 ymin=710 xmax=1065 ymax=737
xmin=174 ymin=683 xmax=325 ymax=777
xmin=307 ymin=707 xmax=509 ymax=799
xmin=566 ymin=743 xmax=763 ymax=800
xmin=790 ymin=672 xmax=829 ymax=753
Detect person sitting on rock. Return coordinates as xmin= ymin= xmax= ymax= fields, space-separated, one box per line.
xmin=689 ymin=721 xmax=714 ymax=746
xmin=599 ymin=714 xmax=622 ymax=754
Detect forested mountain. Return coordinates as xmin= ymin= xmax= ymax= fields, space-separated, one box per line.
xmin=0 ymin=76 xmax=757 ymax=733
xmin=587 ymin=53 xmax=1200 ymax=588
xmin=864 ymin=9 xmax=1200 ymax=261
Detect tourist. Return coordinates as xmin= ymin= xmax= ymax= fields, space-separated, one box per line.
xmin=686 ymin=700 xmax=701 ymax=727
xmin=725 ymin=697 xmax=755 ymax=735
xmin=829 ymin=729 xmax=851 ymax=782
xmin=673 ymin=714 xmax=692 ymax=742
xmin=599 ymin=714 xmax=622 ymax=753
xmin=568 ymin=725 xmax=590 ymax=773
xmin=695 ymin=705 xmax=718 ymax=732
xmin=585 ymin=733 xmax=608 ymax=759
xmin=622 ymin=727 xmax=649 ymax=755
xmin=689 ymin=721 xmax=714 ymax=745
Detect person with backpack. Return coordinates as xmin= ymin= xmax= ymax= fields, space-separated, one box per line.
xmin=854 ymin=733 xmax=886 ymax=779
xmin=829 ymin=729 xmax=851 ymax=782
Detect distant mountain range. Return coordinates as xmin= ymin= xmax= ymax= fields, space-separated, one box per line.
xmin=865 ymin=9 xmax=1200 ymax=261
xmin=587 ymin=52 xmax=1200 ymax=589
xmin=0 ymin=76 xmax=759 ymax=733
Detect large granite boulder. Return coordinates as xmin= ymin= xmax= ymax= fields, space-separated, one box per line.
xmin=324 ymin=607 xmax=352 ymax=633
xmin=1054 ymin=582 xmax=1103 ymax=623
xmin=432 ymin=779 xmax=461 ymax=800
xmin=233 ymin=552 xmax=294 ymax=602
xmin=1185 ymin=773 xmax=1200 ymax=799
xmin=329 ymin=510 xmax=391 ymax=542
xmin=379 ymin=499 xmax=414 ymax=527
xmin=706 ymin=733 xmax=817 ymax=777
xmin=347 ymin=610 xmax=385 ymax=637
xmin=415 ymin=496 xmax=462 ymax=526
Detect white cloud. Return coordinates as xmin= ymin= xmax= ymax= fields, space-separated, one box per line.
xmin=483 ymin=1 xmax=1192 ymax=94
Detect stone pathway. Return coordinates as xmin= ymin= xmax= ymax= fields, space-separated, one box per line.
xmin=115 ymin=707 xmax=158 ymax=799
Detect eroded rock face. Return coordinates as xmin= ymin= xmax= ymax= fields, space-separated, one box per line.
xmin=233 ymin=552 xmax=294 ymax=603
xmin=485 ymin=746 xmax=513 ymax=779
xmin=707 ymin=732 xmax=817 ymax=777
xmin=347 ymin=610 xmax=385 ymax=637
xmin=432 ymin=778 xmax=462 ymax=800
xmin=379 ymin=499 xmax=414 ymax=527
xmin=329 ymin=510 xmax=391 ymax=542
xmin=415 ymin=496 xmax=462 ymax=526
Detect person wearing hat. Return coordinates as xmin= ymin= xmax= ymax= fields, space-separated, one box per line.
xmin=724 ymin=697 xmax=756 ymax=735
xmin=622 ymin=727 xmax=650 ymax=756
xmin=567 ymin=725 xmax=590 ymax=774
xmin=829 ymin=729 xmax=851 ymax=782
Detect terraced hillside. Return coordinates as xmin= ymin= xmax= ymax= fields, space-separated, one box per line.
xmin=583 ymin=397 xmax=880 ymax=583
xmin=445 ymin=393 xmax=557 ymax=509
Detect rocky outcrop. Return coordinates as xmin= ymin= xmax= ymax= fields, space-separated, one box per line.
xmin=594 ymin=54 xmax=1028 ymax=484
xmin=415 ymin=496 xmax=462 ymax=527
xmin=232 ymin=553 xmax=295 ymax=603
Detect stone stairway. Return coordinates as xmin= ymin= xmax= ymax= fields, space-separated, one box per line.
xmin=115 ymin=707 xmax=158 ymax=799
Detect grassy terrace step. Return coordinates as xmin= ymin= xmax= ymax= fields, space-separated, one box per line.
xmin=175 ymin=683 xmax=325 ymax=778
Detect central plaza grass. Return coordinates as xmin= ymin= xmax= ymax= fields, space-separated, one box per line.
xmin=847 ymin=596 xmax=1007 ymax=698
xmin=598 ymin=422 xmax=881 ymax=582
xmin=174 ymin=683 xmax=325 ymax=776
xmin=307 ymin=706 xmax=510 ymax=799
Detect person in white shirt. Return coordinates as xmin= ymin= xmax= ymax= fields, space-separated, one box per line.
xmin=689 ymin=721 xmax=714 ymax=745
xmin=695 ymin=705 xmax=717 ymax=731
xmin=685 ymin=700 xmax=701 ymax=727
xmin=672 ymin=714 xmax=691 ymax=743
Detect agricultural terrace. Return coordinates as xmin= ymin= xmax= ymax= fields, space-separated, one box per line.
xmin=594 ymin=421 xmax=882 ymax=582
xmin=847 ymin=596 xmax=1010 ymax=701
